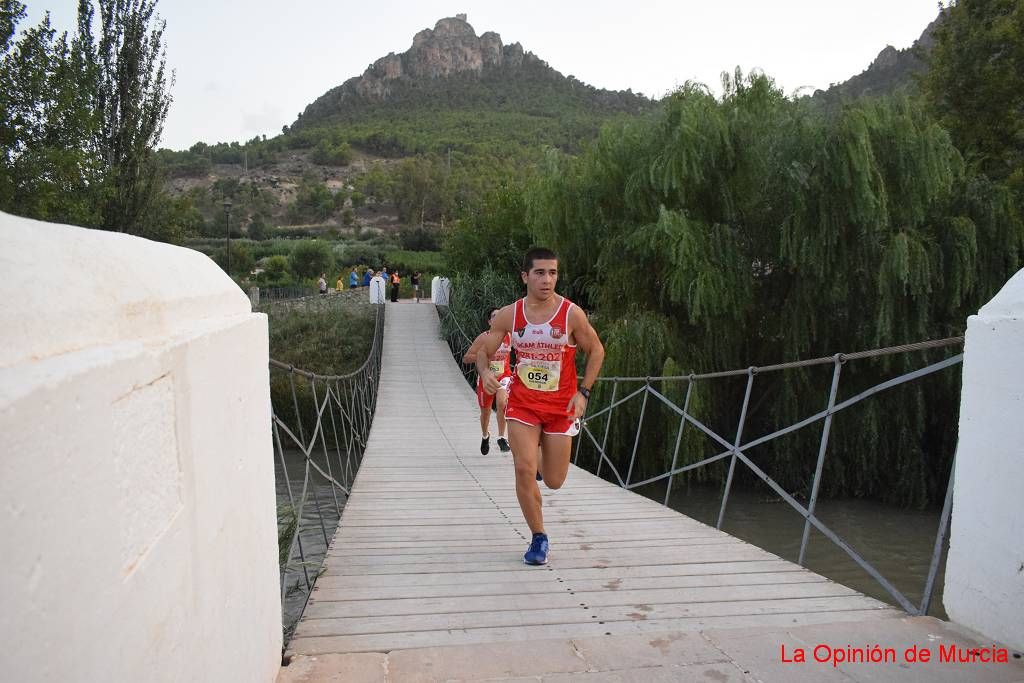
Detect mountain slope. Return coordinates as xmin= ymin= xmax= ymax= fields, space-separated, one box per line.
xmin=810 ymin=15 xmax=940 ymax=108
xmin=293 ymin=14 xmax=652 ymax=130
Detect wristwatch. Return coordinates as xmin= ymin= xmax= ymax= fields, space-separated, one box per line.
xmin=578 ymin=386 xmax=591 ymax=400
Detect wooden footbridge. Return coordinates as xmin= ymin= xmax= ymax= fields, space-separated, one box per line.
xmin=279 ymin=303 xmax=1023 ymax=683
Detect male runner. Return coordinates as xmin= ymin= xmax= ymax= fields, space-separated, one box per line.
xmin=476 ymin=247 xmax=605 ymax=565
xmin=463 ymin=307 xmax=513 ymax=455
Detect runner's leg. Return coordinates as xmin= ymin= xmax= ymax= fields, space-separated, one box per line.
xmin=509 ymin=420 xmax=544 ymax=533
xmin=496 ymin=388 xmax=508 ymax=438
xmin=538 ymin=432 xmax=573 ymax=489
xmin=479 ymin=405 xmax=490 ymax=438
xmin=477 ymin=383 xmax=492 ymax=454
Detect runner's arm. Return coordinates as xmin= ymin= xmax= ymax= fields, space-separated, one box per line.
xmin=566 ymin=306 xmax=605 ymax=417
xmin=476 ymin=305 xmax=514 ymax=394
xmin=462 ymin=332 xmax=487 ymax=364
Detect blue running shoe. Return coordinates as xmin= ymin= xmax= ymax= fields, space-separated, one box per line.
xmin=524 ymin=533 xmax=549 ymax=565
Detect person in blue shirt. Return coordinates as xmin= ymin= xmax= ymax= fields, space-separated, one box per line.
xmin=362 ymin=268 xmax=373 ymax=287
xmin=349 ymin=267 xmax=359 ymax=289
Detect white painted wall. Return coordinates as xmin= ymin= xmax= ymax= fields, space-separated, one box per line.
xmin=369 ymin=275 xmax=386 ymax=304
xmin=945 ymin=267 xmax=1024 ymax=652
xmin=431 ymin=276 xmax=450 ymax=305
xmin=0 ymin=213 xmax=282 ymax=682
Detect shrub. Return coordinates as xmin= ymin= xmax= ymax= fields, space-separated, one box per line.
xmin=214 ymin=241 xmax=255 ymax=276
xmin=288 ymin=240 xmax=334 ymax=279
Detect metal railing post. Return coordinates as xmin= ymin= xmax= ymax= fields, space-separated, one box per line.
xmin=920 ymin=449 xmax=957 ymax=616
xmin=288 ymin=371 xmax=306 ymax=446
xmin=717 ymin=367 xmax=755 ymax=530
xmin=625 ymin=380 xmax=651 ymax=487
xmin=595 ymin=380 xmax=618 ymax=478
xmin=310 ymin=380 xmax=341 ymax=514
xmin=799 ymin=355 xmax=843 ymax=565
xmin=274 ymin=421 xmax=311 ymax=599
xmin=663 ymin=378 xmax=694 ymax=506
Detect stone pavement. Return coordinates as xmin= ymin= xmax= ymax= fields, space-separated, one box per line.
xmin=280 ymin=615 xmax=1024 ymax=682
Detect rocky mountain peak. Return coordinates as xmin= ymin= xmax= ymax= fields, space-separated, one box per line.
xmin=294 ymin=15 xmax=649 ymax=128
xmin=351 ymin=15 xmax=533 ymax=100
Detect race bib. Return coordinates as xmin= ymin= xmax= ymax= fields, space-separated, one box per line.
xmin=517 ymin=359 xmax=560 ymax=392
xmin=488 ymin=360 xmax=505 ymax=376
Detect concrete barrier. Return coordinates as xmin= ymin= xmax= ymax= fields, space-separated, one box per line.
xmin=0 ymin=213 xmax=282 ymax=682
xmin=431 ymin=276 xmax=450 ymax=305
xmin=945 ymin=267 xmax=1024 ymax=652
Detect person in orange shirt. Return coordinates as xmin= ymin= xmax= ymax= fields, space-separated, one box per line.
xmin=389 ymin=270 xmax=400 ymax=302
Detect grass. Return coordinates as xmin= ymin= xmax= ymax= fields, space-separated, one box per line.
xmin=265 ymin=297 xmax=376 ymax=375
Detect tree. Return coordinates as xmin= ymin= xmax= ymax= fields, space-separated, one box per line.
xmin=526 ymin=72 xmax=1022 ymax=507
xmin=398 ymin=226 xmax=439 ymax=251
xmin=287 ymin=174 xmax=338 ymax=224
xmin=257 ymin=254 xmax=292 ymax=286
xmin=391 ymin=155 xmax=454 ymax=224
xmin=924 ymin=0 xmax=1024 ymax=185
xmin=144 ymin=191 xmax=202 ymax=242
xmin=90 ymin=0 xmax=174 ymax=233
xmin=248 ymin=213 xmax=269 ymax=240
xmin=215 ymin=240 xmax=253 ymax=277
xmin=288 ymin=240 xmax=333 ymax=279
xmin=0 ymin=0 xmax=176 ymax=238
xmin=310 ymin=138 xmax=352 ymax=166
xmin=444 ymin=182 xmax=532 ymax=275
xmin=0 ymin=2 xmax=102 ymax=225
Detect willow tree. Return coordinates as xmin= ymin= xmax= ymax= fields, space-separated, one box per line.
xmin=528 ymin=71 xmax=1023 ymax=507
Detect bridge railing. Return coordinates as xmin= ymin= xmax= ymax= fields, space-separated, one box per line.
xmin=438 ymin=301 xmax=962 ymax=617
xmin=257 ymin=285 xmax=318 ymax=303
xmin=437 ymin=300 xmax=482 ymax=388
xmin=269 ymin=302 xmax=385 ymax=642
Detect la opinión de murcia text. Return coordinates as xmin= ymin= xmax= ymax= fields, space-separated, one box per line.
xmin=780 ymin=643 xmax=1016 ymax=667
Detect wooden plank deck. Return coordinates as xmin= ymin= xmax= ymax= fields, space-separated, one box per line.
xmin=285 ymin=302 xmax=907 ymax=659
xmin=279 ymin=303 xmax=1024 ymax=682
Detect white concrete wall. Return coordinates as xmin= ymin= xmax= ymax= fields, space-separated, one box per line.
xmin=945 ymin=267 xmax=1024 ymax=652
xmin=369 ymin=275 xmax=386 ymax=304
xmin=431 ymin=276 xmax=450 ymax=305
xmin=0 ymin=213 xmax=282 ymax=682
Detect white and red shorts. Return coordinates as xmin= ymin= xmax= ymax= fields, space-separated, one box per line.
xmin=477 ymin=376 xmax=511 ymax=410
xmin=505 ymin=402 xmax=581 ymax=436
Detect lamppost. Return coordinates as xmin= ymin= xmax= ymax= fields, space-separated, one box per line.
xmin=223 ymin=199 xmax=233 ymax=275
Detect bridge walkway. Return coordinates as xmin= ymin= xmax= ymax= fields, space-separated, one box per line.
xmin=281 ymin=302 xmax=1021 ymax=682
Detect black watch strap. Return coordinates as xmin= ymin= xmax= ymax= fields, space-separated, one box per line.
xmin=578 ymin=386 xmax=591 ymax=400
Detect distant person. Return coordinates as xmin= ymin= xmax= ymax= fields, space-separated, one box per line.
xmin=463 ymin=307 xmax=512 ymax=455
xmin=389 ymin=270 xmax=401 ymax=303
xmin=318 ymin=273 xmax=328 ymax=296
xmin=363 ymin=268 xmax=373 ymax=287
xmin=336 ymin=274 xmax=344 ymax=292
xmin=349 ymin=267 xmax=358 ymax=289
xmin=411 ymin=271 xmax=422 ymax=303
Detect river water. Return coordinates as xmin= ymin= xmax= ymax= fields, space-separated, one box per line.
xmin=635 ymin=479 xmax=949 ymax=619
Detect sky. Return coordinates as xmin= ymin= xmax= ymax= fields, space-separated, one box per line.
xmin=25 ymin=0 xmax=940 ymax=151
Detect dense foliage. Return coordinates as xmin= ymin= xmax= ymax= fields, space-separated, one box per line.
xmin=446 ymin=70 xmax=1022 ymax=507
xmin=0 ymin=0 xmax=178 ymax=237
xmin=924 ymin=0 xmax=1023 ymax=188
